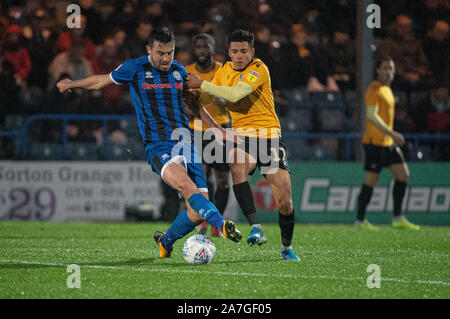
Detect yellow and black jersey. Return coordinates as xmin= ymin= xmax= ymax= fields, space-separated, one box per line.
xmin=362 ymin=80 xmax=395 ymax=146
xmin=185 ymin=62 xmax=229 ymax=131
xmin=211 ymin=58 xmax=280 ymax=138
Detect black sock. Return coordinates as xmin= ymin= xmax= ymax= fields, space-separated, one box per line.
xmin=279 ymin=208 xmax=295 ymax=248
xmin=214 ymin=185 xmax=230 ymax=215
xmin=357 ymin=184 xmax=373 ymax=222
xmin=232 ymin=181 xmax=259 ymax=225
xmin=393 ymin=181 xmax=407 ymax=217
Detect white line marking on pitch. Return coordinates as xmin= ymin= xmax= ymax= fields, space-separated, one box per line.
xmin=1 ymin=259 xmax=449 ymax=287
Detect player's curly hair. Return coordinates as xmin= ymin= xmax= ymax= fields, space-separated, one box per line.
xmin=228 ymin=29 xmax=254 ymax=48
xmin=147 ymin=26 xmax=175 ymax=48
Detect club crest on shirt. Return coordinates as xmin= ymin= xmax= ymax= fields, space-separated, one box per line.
xmin=145 ymin=71 xmax=153 ymax=79
xmin=173 ymin=70 xmax=182 ymax=81
xmin=247 ymin=70 xmax=259 ymax=83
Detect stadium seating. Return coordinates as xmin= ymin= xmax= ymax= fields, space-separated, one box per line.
xmin=283 ymin=88 xmax=313 ymax=109
xmin=104 ymin=142 xmax=132 ymax=161
xmin=312 ymin=92 xmax=346 ymax=132
xmin=280 ymin=107 xmax=313 ymax=132
xmin=120 ymin=119 xmax=140 ymax=138
xmin=4 ymin=115 xmax=24 ymax=131
xmin=30 ymin=143 xmax=62 ymax=160
xmin=281 ymin=88 xmax=314 ymax=132
xmin=66 ymin=143 xmax=99 ymax=160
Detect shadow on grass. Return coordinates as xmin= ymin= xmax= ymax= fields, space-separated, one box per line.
xmin=155 ymin=255 xmax=282 ymax=267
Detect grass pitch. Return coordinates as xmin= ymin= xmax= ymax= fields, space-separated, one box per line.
xmin=0 ymin=221 xmax=449 ymax=299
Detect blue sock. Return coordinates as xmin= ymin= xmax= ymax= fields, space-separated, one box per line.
xmin=161 ymin=209 xmax=196 ymax=251
xmin=188 ymin=193 xmax=225 ymax=230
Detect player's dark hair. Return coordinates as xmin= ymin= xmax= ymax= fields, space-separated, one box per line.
xmin=375 ymin=56 xmax=394 ymax=69
xmin=147 ymin=26 xmax=175 ymax=48
xmin=228 ymin=29 xmax=254 ymax=48
xmin=192 ymin=33 xmax=215 ymax=49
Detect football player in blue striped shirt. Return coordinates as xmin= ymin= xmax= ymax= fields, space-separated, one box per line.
xmin=57 ymin=26 xmax=242 ymax=258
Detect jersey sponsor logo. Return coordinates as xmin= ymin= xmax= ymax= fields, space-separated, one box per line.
xmin=142 ymin=83 xmax=183 ymax=90
xmin=247 ymin=70 xmax=259 ymax=83
xmin=173 ymin=70 xmax=182 ymax=81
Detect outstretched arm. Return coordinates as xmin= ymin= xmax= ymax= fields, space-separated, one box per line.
xmin=56 ymin=74 xmax=114 ymax=93
xmin=187 ymin=72 xmax=254 ymax=103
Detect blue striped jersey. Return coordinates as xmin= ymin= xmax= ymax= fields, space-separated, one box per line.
xmin=110 ymin=56 xmax=192 ymax=143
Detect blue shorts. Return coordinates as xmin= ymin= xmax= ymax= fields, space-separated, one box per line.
xmin=146 ymin=140 xmax=208 ymax=193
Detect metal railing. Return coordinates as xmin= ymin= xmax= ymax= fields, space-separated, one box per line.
xmin=20 ymin=114 xmax=136 ymax=159
xmin=0 ymin=113 xmax=449 ymax=161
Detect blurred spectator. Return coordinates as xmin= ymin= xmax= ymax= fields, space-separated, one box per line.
xmin=257 ymin=0 xmax=273 ymax=25
xmin=0 ymin=15 xmax=8 ymax=42
xmin=231 ymin=0 xmax=259 ymax=30
xmin=426 ymin=88 xmax=449 ymax=134
xmin=127 ymin=19 xmax=152 ymax=59
xmin=91 ymin=37 xmax=126 ymax=112
xmin=55 ymin=14 xmax=97 ymax=66
xmin=174 ymin=22 xmax=201 ymax=51
xmin=281 ymin=25 xmax=339 ymax=92
xmin=377 ymin=15 xmax=430 ymax=89
xmin=142 ymin=0 xmax=170 ymax=26
xmin=411 ymin=87 xmax=449 ymax=133
xmin=422 ymin=20 xmax=449 ymax=89
xmin=253 ymin=24 xmax=282 ymax=89
xmin=79 ymin=0 xmax=102 ymax=44
xmin=412 ymin=0 xmax=450 ymax=36
xmin=411 ymin=87 xmax=450 ymax=160
xmin=170 ymin=0 xmax=212 ymax=24
xmin=23 ymin=11 xmax=54 ymax=92
xmin=104 ymin=1 xmax=137 ymax=37
xmin=325 ymin=26 xmax=356 ymax=91
xmin=48 ymin=39 xmax=93 ymax=112
xmin=108 ymin=27 xmax=128 ymax=56
xmin=2 ymin=24 xmax=32 ymax=87
xmin=320 ymin=0 xmax=356 ymax=39
xmin=65 ymin=122 xmax=94 ymax=142
xmin=0 ymin=46 xmax=22 ymax=118
xmin=174 ymin=49 xmax=192 ymax=66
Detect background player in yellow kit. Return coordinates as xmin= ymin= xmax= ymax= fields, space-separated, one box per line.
xmin=187 ymin=29 xmax=300 ymax=261
xmin=185 ymin=33 xmax=231 ymax=237
xmin=355 ymin=56 xmax=420 ymax=231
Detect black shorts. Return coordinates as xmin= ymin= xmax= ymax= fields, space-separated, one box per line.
xmin=233 ymin=136 xmax=290 ymax=176
xmin=363 ymin=143 xmax=406 ymax=173
xmin=201 ymin=136 xmax=230 ymax=172
xmin=195 ymin=124 xmax=231 ymax=172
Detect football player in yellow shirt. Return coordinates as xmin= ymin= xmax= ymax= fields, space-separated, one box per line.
xmin=187 ymin=29 xmax=300 ymax=261
xmin=185 ymin=33 xmax=231 ymax=237
xmin=356 ymin=56 xmax=419 ymax=230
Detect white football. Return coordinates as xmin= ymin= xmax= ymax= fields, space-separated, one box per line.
xmin=182 ymin=234 xmax=216 ymax=264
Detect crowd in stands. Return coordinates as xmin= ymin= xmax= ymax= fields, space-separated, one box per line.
xmin=0 ymin=0 xmax=449 ymax=160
